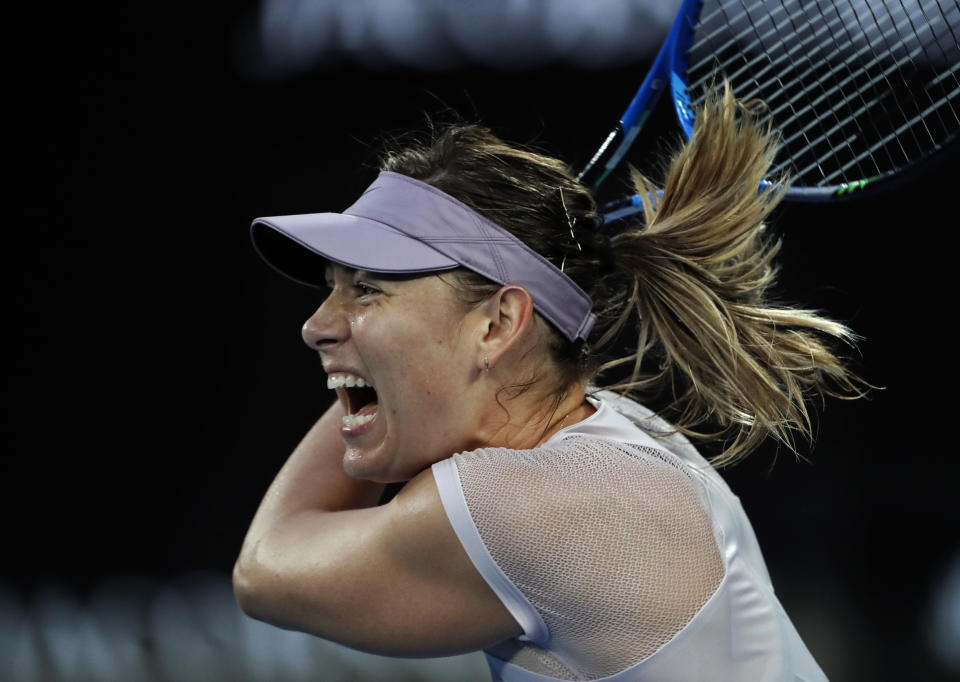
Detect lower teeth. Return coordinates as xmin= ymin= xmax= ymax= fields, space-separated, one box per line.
xmin=342 ymin=413 xmax=375 ymax=428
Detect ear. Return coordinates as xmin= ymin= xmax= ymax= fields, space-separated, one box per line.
xmin=475 ymin=285 xmax=536 ymax=370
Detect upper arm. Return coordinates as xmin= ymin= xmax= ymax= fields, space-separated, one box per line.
xmin=233 ymin=467 xmax=522 ymax=657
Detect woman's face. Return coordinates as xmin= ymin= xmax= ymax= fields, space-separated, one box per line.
xmin=302 ymin=265 xmax=483 ymax=482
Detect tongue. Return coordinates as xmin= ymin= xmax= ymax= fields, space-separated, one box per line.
xmin=355 ymin=402 xmax=378 ymax=417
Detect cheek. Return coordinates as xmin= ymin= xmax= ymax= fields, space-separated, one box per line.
xmin=354 ymin=295 xmax=469 ymax=397
xmin=391 ymin=331 xmax=465 ymax=404
xmin=354 ymin=308 xmax=372 ymax=324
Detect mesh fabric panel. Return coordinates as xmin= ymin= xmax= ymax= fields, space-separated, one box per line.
xmin=487 ymin=639 xmax=578 ymax=679
xmin=454 ymin=437 xmax=725 ymax=680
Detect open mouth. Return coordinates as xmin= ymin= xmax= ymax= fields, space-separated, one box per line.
xmin=345 ymin=384 xmax=378 ymax=414
xmin=328 ymin=374 xmax=379 ymax=428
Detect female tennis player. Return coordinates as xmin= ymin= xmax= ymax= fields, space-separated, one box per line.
xmin=234 ymin=84 xmax=860 ymax=681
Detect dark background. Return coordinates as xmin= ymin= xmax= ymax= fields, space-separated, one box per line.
xmin=7 ymin=2 xmax=960 ymax=680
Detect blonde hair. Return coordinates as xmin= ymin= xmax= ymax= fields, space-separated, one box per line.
xmin=380 ymin=82 xmax=866 ymax=466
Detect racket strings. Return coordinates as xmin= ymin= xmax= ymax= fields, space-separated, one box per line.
xmin=835 ymin=82 xmax=960 ymax=184
xmin=768 ymin=0 xmax=867 ymax=182
xmin=784 ymin=0 xmax=921 ymax=181
xmin=911 ymin=1 xmax=960 ymax=127
xmin=934 ymin=0 xmax=960 ymax=60
xmin=827 ymin=3 xmax=908 ymax=178
xmin=711 ymin=1 xmax=905 ymax=177
xmin=693 ymin=1 xmax=861 ymax=181
xmin=796 ymin=2 xmax=954 ymax=181
xmin=684 ymin=0 xmax=960 ymax=189
xmin=691 ymin=0 xmax=872 ymax=181
xmin=817 ymin=3 xmax=960 ymax=184
xmin=864 ymin=0 xmax=940 ymax=156
xmin=816 ymin=0 xmax=958 ymax=183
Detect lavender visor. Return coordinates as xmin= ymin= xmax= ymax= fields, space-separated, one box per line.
xmin=250 ymin=171 xmax=596 ymax=342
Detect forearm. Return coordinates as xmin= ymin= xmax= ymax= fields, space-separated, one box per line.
xmin=236 ymin=401 xmax=385 ymax=577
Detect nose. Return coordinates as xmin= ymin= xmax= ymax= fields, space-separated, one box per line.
xmin=301 ymin=295 xmax=349 ymax=350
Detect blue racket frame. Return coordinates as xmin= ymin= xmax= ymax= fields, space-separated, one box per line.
xmin=578 ymin=0 xmax=702 ymax=196
xmin=591 ymin=0 xmax=960 ymax=222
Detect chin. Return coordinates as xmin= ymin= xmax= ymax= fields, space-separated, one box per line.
xmin=341 ymin=444 xmax=437 ymax=484
xmin=340 ymin=447 xmax=399 ymax=483
xmin=342 ymin=447 xmax=380 ymax=479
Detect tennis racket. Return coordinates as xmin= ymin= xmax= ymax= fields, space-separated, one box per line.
xmin=579 ymin=0 xmax=960 ymax=221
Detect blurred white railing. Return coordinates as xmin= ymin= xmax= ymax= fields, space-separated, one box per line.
xmin=0 ymin=572 xmax=490 ymax=682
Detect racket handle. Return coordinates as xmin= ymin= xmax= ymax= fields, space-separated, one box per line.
xmin=578 ymin=124 xmax=625 ymax=192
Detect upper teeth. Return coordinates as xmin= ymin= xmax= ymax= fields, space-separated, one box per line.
xmin=327 ymin=373 xmax=372 ymax=389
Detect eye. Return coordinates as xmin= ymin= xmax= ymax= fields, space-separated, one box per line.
xmin=355 ymin=281 xmax=381 ymax=297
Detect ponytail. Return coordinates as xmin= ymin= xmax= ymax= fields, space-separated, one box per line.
xmin=596 ymin=82 xmax=866 ymax=466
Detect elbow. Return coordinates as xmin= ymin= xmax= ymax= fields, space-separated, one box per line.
xmin=233 ymin=552 xmax=338 ymax=637
xmin=231 ymin=522 xmax=342 ymax=636
xmin=232 ymin=543 xmax=313 ymax=630
xmin=232 ymin=549 xmax=270 ymax=621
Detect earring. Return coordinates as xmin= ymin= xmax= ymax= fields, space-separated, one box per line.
xmin=483 ymin=357 xmax=490 ymax=371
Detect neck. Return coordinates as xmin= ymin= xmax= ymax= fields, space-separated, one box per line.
xmin=472 ymin=381 xmax=594 ymax=451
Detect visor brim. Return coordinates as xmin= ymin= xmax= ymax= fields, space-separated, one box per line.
xmin=250 ymin=213 xmax=459 ymax=287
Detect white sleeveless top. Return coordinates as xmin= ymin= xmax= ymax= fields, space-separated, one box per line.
xmin=431 ymin=390 xmax=828 ymax=681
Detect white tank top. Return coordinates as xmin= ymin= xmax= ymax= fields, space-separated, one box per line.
xmin=431 ymin=390 xmax=829 ymax=681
